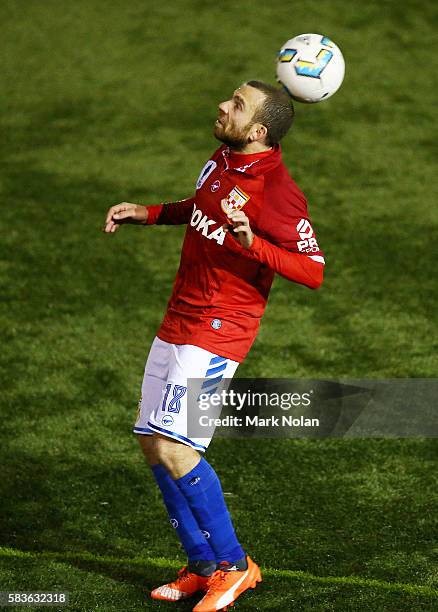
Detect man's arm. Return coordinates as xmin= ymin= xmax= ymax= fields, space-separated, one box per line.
xmin=103 ymin=198 xmax=195 ymax=233
xmin=225 ymin=209 xmax=324 ymax=289
xmin=145 ymin=197 xmax=195 ymax=226
xmin=247 ymin=234 xmax=324 ymax=289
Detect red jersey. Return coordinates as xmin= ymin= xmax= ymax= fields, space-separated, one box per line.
xmin=146 ymin=145 xmax=324 ymax=362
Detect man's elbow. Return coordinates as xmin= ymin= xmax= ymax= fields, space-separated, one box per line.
xmin=307 ymin=264 xmax=324 ymax=290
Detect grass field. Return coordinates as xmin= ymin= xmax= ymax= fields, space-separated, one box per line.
xmin=1 ymin=0 xmax=437 ymax=610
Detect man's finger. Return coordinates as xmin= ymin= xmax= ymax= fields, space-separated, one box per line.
xmin=227 ymin=210 xmax=246 ymax=219
xmin=228 ymin=213 xmax=248 ymax=225
xmin=105 ymin=203 xmax=131 ymax=224
xmin=231 ymin=220 xmax=247 ymax=229
xmin=105 ymin=206 xmax=122 ymax=224
xmin=112 ymin=209 xmax=134 ymax=220
xmin=105 ymin=207 xmax=117 ymax=225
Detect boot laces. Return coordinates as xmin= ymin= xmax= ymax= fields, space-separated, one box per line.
xmin=171 ymin=566 xmax=191 ymax=587
xmin=206 ymin=568 xmax=228 ymax=594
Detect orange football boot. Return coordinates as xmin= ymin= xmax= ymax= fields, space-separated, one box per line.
xmin=150 ymin=566 xmax=210 ymax=602
xmin=192 ymin=556 xmax=262 ymax=611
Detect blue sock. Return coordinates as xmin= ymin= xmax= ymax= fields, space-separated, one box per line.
xmin=175 ymin=457 xmax=245 ymax=563
xmin=151 ymin=464 xmax=215 ymax=562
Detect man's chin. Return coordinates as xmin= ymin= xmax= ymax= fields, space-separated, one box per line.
xmin=213 ymin=125 xmax=248 ymax=150
xmin=214 ymin=124 xmax=224 ymax=140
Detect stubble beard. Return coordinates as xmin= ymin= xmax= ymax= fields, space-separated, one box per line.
xmin=214 ymin=122 xmax=251 ymax=152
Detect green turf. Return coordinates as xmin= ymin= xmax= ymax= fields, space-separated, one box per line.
xmin=1 ymin=0 xmax=437 ymax=610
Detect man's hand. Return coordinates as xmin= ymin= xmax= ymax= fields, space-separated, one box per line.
xmin=103 ymin=202 xmax=148 ymax=233
xmin=224 ymin=209 xmax=254 ymax=249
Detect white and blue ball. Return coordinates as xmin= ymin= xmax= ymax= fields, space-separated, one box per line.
xmin=276 ymin=33 xmax=345 ymax=103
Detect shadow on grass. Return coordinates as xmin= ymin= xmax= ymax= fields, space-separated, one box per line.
xmin=1 ymin=438 xmax=437 ymax=590
xmin=1 ymin=552 xmax=437 ymax=612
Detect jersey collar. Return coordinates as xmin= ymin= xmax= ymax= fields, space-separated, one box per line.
xmin=221 ymin=144 xmax=282 ymax=176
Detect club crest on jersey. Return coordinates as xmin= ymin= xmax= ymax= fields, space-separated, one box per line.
xmin=221 ymin=185 xmax=250 ymax=215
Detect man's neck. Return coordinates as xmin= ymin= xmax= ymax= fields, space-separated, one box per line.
xmin=230 ymin=141 xmax=272 ymax=155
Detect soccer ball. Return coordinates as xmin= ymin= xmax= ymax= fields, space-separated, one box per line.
xmin=276 ymin=33 xmax=345 ymax=103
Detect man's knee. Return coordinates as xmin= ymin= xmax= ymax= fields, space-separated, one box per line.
xmin=136 ymin=433 xmax=200 ymax=477
xmin=137 ymin=433 xmax=158 ymax=465
xmin=154 ymin=434 xmax=200 ymax=478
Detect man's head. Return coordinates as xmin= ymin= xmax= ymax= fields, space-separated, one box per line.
xmin=214 ymin=81 xmax=294 ymax=151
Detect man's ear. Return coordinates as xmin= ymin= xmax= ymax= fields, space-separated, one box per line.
xmin=248 ymin=123 xmax=268 ymax=143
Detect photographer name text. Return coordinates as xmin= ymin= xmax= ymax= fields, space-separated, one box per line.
xmin=199 ymin=415 xmax=319 ymax=428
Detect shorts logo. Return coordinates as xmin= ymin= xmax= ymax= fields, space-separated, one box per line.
xmin=189 ymin=476 xmax=201 ymax=486
xmin=170 ymin=518 xmax=179 ymax=528
xmin=221 ymin=185 xmax=250 ymax=215
xmin=296 ymin=218 xmax=320 ymax=253
xmin=211 ymin=180 xmax=220 ymax=192
xmin=211 ymin=319 xmax=222 ymax=330
xmin=196 ymin=160 xmax=217 ymax=189
xmin=161 ymin=415 xmax=174 ymax=426
xmin=201 ymin=530 xmax=210 ymax=539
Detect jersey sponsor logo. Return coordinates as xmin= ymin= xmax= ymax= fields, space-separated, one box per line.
xmin=211 ymin=180 xmax=220 ymax=192
xmin=221 ymin=185 xmax=250 ymax=215
xmin=196 ymin=160 xmax=217 ymax=189
xmin=190 ymin=203 xmax=226 ymax=245
xmin=296 ymin=218 xmax=320 ymax=253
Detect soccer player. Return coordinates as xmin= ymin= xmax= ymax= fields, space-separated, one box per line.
xmin=104 ymin=81 xmax=324 ymax=611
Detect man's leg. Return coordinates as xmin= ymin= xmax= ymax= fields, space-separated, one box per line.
xmin=145 ymin=343 xmax=248 ymax=565
xmin=152 ymin=434 xmax=262 ymax=611
xmin=153 ymin=435 xmax=246 ymax=565
xmin=137 ymin=341 xmax=261 ymax=607
xmin=137 ymin=434 xmax=216 ymax=570
xmin=133 ymin=337 xmax=216 ymax=601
